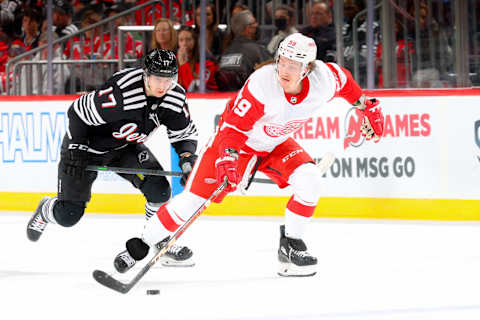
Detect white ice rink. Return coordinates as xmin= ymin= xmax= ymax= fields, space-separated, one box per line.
xmin=1 ymin=211 xmax=480 ymax=320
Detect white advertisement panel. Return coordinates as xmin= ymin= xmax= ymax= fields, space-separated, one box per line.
xmin=1 ymin=94 xmax=480 ymax=200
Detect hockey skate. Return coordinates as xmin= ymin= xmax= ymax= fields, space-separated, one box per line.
xmin=26 ymin=196 xmax=50 ymax=242
xmin=114 ymin=250 xmax=137 ymax=273
xmin=158 ymin=244 xmax=195 ymax=267
xmin=278 ymin=225 xmax=317 ymax=277
xmin=114 ymin=244 xmax=195 ymax=273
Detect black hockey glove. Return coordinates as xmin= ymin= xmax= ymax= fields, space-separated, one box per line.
xmin=61 ymin=143 xmax=89 ymax=179
xmin=178 ymin=153 xmax=198 ymax=186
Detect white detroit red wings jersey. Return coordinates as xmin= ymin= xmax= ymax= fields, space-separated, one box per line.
xmin=217 ymin=61 xmax=363 ymax=155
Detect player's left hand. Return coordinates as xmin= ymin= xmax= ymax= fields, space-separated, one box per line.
xmin=359 ymin=98 xmax=384 ymax=143
xmin=178 ymin=153 xmax=198 ymax=186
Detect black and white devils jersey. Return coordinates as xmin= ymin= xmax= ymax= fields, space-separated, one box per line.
xmin=66 ymin=67 xmax=198 ymax=155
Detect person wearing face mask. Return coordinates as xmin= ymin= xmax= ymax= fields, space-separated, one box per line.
xmin=300 ymin=1 xmax=336 ymax=62
xmin=215 ymin=10 xmax=271 ymax=91
xmin=267 ymin=5 xmax=298 ymax=55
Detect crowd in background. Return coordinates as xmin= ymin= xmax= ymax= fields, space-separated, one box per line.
xmin=0 ymin=0 xmax=462 ymax=94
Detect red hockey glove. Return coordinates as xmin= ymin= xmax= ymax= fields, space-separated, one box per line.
xmin=215 ymin=148 xmax=240 ymax=193
xmin=359 ymin=98 xmax=384 ymax=143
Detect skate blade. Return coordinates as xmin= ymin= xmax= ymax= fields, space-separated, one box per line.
xmin=157 ymin=257 xmax=195 ymax=268
xmin=277 ymin=261 xmax=317 ymax=277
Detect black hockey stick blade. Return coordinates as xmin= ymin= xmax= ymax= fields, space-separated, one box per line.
xmin=93 ymin=270 xmax=131 ymax=294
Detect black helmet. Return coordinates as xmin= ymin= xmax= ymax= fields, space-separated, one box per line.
xmin=143 ymin=49 xmax=178 ymax=78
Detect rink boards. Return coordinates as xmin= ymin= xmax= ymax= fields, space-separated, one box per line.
xmin=1 ymin=89 xmax=480 ymax=220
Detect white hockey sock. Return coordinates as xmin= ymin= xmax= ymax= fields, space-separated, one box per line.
xmin=284 ymin=196 xmax=315 ymax=239
xmin=285 ymin=208 xmax=312 ymax=239
xmin=42 ymin=197 xmax=58 ymax=224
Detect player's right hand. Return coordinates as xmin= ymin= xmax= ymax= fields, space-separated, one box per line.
xmin=61 ymin=143 xmax=89 ymax=179
xmin=215 ymin=148 xmax=240 ymax=193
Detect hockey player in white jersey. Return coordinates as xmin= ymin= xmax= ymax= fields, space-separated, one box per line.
xmin=112 ymin=33 xmax=384 ymax=276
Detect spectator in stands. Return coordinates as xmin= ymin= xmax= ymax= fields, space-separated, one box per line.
xmin=103 ymin=3 xmax=143 ymax=59
xmin=0 ymin=0 xmax=21 ymax=39
xmin=376 ymin=13 xmax=414 ymax=88
xmin=151 ymin=18 xmax=177 ymax=52
xmin=300 ymin=1 xmax=336 ymax=62
xmin=64 ymin=9 xmax=103 ymax=92
xmin=267 ymin=4 xmax=298 ymax=55
xmin=265 ymin=0 xmax=285 ymax=25
xmin=81 ymin=10 xmax=101 ymax=46
xmin=0 ymin=33 xmax=8 ymax=73
xmin=21 ymin=7 xmax=42 ymax=51
xmin=194 ymin=3 xmax=225 ymax=61
xmin=0 ymin=38 xmax=25 ymax=92
xmin=231 ymin=3 xmax=249 ymax=17
xmin=176 ymin=25 xmax=218 ymax=92
xmin=342 ymin=0 xmax=380 ymax=87
xmin=408 ymin=1 xmax=453 ymax=88
xmin=72 ymin=0 xmax=95 ymax=27
xmin=52 ymin=0 xmax=79 ymax=38
xmin=20 ymin=32 xmax=70 ymax=95
xmin=134 ymin=0 xmax=193 ymax=26
xmin=215 ymin=10 xmax=271 ymax=91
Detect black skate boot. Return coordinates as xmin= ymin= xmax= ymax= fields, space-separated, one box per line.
xmin=114 ymin=237 xmax=150 ymax=273
xmin=114 ymin=250 xmax=137 ymax=273
xmin=159 ymin=244 xmax=195 ymax=267
xmin=278 ymin=225 xmax=317 ymax=277
xmin=26 ymin=196 xmax=51 ymax=242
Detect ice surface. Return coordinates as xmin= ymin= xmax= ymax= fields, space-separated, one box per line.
xmin=1 ymin=211 xmax=480 ymax=320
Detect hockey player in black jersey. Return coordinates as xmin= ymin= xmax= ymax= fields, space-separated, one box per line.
xmin=26 ymin=49 xmax=197 ymax=267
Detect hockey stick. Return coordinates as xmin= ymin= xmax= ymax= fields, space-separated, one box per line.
xmin=86 ymin=165 xmax=274 ymax=184
xmin=92 ymin=180 xmax=228 ymax=294
xmin=92 ymin=153 xmax=336 ymax=293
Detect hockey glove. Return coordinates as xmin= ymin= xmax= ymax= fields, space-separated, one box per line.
xmin=358 ymin=97 xmax=384 ymax=143
xmin=178 ymin=153 xmax=198 ymax=186
xmin=61 ymin=143 xmax=89 ymax=179
xmin=215 ymin=148 xmax=240 ymax=193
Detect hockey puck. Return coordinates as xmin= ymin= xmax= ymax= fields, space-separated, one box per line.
xmin=146 ymin=289 xmax=160 ymax=295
